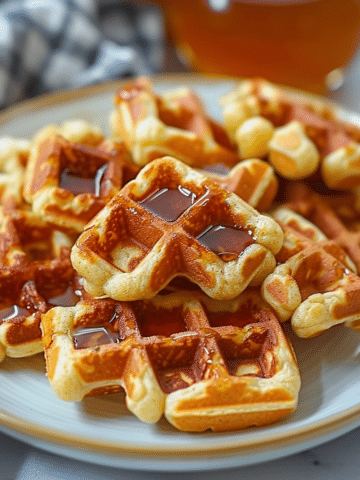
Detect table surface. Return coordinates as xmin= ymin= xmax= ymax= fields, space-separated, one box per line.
xmin=2 ymin=49 xmax=360 ymax=480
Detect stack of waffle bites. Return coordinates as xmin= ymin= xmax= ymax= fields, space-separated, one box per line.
xmin=4 ymin=77 xmax=360 ymax=432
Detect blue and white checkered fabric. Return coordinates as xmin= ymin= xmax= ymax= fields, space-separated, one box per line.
xmin=0 ymin=0 xmax=164 ymax=110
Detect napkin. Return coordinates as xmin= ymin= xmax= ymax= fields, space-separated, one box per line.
xmin=0 ymin=0 xmax=164 ymax=110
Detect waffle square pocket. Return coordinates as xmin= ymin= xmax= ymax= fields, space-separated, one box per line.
xmin=71 ymin=156 xmax=283 ymax=301
xmin=41 ymin=289 xmax=300 ymax=432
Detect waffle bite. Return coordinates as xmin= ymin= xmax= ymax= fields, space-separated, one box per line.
xmin=41 ymin=288 xmax=300 ymax=432
xmin=23 ymin=120 xmax=139 ymax=233
xmin=71 ymin=156 xmax=283 ymax=301
xmin=221 ymin=78 xmax=360 ymax=185
xmin=262 ymin=209 xmax=360 ymax=338
xmin=110 ymin=77 xmax=240 ymax=168
xmin=0 ymin=207 xmax=86 ymax=362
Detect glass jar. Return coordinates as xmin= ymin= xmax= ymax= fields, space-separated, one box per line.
xmin=158 ymin=0 xmax=360 ymax=93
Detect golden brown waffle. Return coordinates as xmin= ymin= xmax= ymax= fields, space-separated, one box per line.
xmin=41 ymin=288 xmax=300 ymax=432
xmin=221 ymin=78 xmax=360 ymax=186
xmin=270 ymin=205 xmax=356 ymax=272
xmin=0 ymin=137 xmax=30 ymax=208
xmin=284 ymin=184 xmax=360 ymax=273
xmin=262 ymin=218 xmax=360 ymax=338
xmin=110 ymin=77 xmax=240 ymax=168
xmin=200 ymin=158 xmax=278 ymax=212
xmin=0 ymin=207 xmax=85 ymax=361
xmin=23 ymin=122 xmax=139 ymax=233
xmin=71 ymin=156 xmax=283 ymax=301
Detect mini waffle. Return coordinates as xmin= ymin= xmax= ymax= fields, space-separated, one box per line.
xmin=271 ymin=205 xmax=357 ymax=272
xmin=261 ymin=219 xmax=360 ymax=338
xmin=0 ymin=137 xmax=30 ymax=208
xmin=0 ymin=207 xmax=84 ymax=361
xmin=23 ymin=122 xmax=139 ymax=233
xmin=284 ymin=184 xmax=360 ymax=273
xmin=200 ymin=158 xmax=278 ymax=212
xmin=221 ymin=78 xmax=360 ymax=185
xmin=71 ymin=156 xmax=283 ymax=301
xmin=110 ymin=77 xmax=240 ymax=168
xmin=41 ymin=288 xmax=300 ymax=432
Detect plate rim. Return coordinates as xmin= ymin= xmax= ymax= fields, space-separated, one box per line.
xmin=1 ymin=399 xmax=360 ymax=458
xmin=0 ymin=73 xmax=235 ymax=126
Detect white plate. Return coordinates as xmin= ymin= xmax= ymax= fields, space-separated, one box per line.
xmin=1 ymin=74 xmax=360 ymax=472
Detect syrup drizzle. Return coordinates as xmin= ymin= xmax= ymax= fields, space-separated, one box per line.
xmin=72 ymin=309 xmax=120 ymax=349
xmin=140 ymin=185 xmax=197 ymax=222
xmin=48 ymin=285 xmax=83 ymax=307
xmin=72 ymin=327 xmax=120 ymax=349
xmin=201 ymin=163 xmax=230 ymax=175
xmin=0 ymin=305 xmax=30 ymax=323
xmin=59 ymin=163 xmax=108 ymax=196
xmin=196 ymin=225 xmax=254 ymax=261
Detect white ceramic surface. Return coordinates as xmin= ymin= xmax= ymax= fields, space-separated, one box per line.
xmin=1 ymin=75 xmax=360 ymax=472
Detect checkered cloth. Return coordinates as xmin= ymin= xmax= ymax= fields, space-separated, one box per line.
xmin=0 ymin=0 xmax=164 ymax=110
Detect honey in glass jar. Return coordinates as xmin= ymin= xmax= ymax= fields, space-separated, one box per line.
xmin=158 ymin=0 xmax=360 ymax=93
